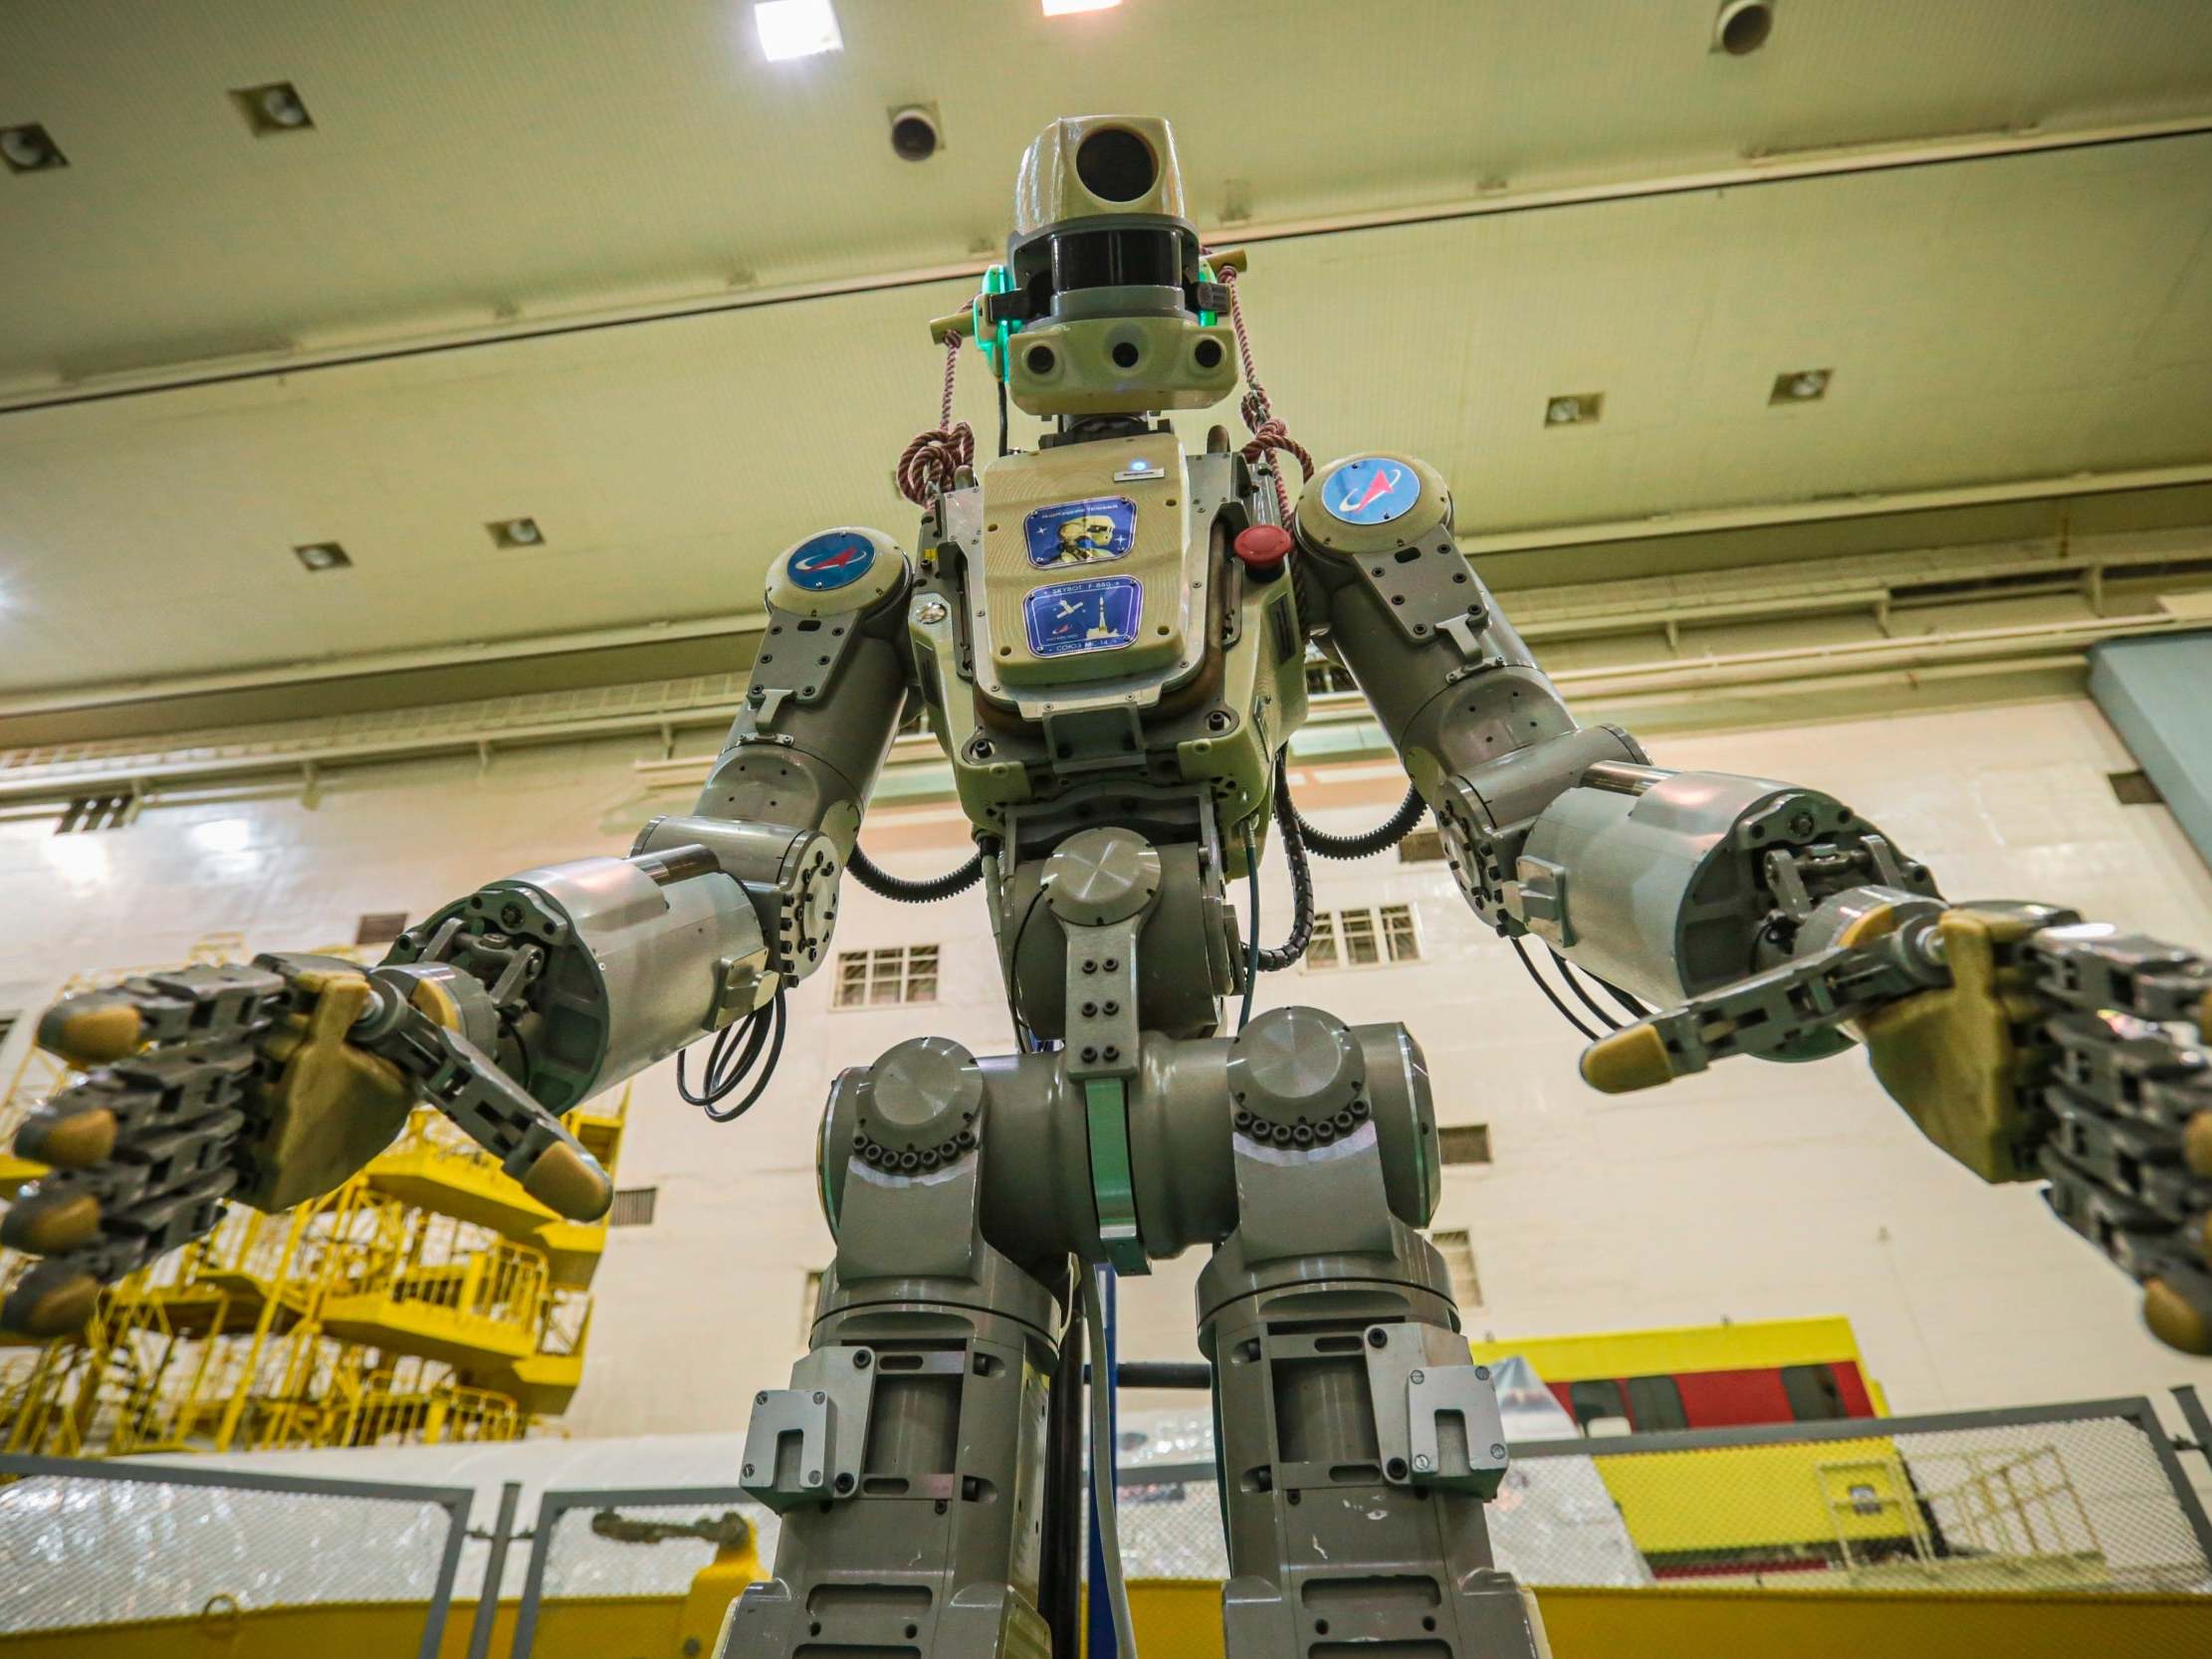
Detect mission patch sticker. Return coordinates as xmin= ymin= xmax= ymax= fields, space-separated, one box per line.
xmin=785 ymin=531 xmax=878 ymax=591
xmin=1024 ymin=575 xmax=1143 ymax=658
xmin=1319 ymin=457 xmax=1421 ymax=526
xmin=1023 ymin=497 xmax=1137 ymax=569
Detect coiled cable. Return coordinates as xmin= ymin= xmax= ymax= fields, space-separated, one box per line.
xmin=677 ymin=990 xmax=787 ymax=1122
xmin=1293 ymin=781 xmax=1429 ymax=861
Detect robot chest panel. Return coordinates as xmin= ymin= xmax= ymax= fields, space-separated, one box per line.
xmin=972 ymin=433 xmax=1202 ymax=698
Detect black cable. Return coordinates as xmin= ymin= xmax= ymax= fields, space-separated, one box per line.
xmin=997 ymin=376 xmax=1010 ymax=458
xmin=845 ymin=842 xmax=983 ymax=904
xmin=1548 ymin=947 xmax=1623 ymax=1032
xmin=1255 ymin=754 xmax=1314 ymax=973
xmin=1003 ymin=881 xmax=1051 ymax=1053
xmin=1292 ymin=780 xmax=1430 ymax=861
xmin=1592 ymin=973 xmax=1652 ymax=1022
xmin=1508 ymin=934 xmax=1602 ymax=1042
xmin=704 ymin=993 xmax=786 ymax=1123
xmin=676 ymin=989 xmax=787 ymax=1119
xmin=1240 ymin=844 xmax=1261 ymax=1030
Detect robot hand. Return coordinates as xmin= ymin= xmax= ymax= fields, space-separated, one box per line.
xmin=1576 ymin=893 xmax=2212 ymax=1354
xmin=1 ymin=953 xmax=613 ymax=1338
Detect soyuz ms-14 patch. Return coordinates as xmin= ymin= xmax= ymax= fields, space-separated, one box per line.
xmin=1024 ymin=575 xmax=1143 ymax=658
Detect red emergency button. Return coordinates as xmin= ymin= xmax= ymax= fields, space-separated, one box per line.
xmin=1232 ymin=523 xmax=1293 ymax=579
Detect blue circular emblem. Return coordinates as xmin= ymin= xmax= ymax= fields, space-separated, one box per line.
xmin=786 ymin=532 xmax=877 ymax=592
xmin=1320 ymin=457 xmax=1422 ymax=526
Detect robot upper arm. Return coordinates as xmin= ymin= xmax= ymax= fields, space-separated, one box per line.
xmin=1293 ymin=452 xmax=1642 ymax=928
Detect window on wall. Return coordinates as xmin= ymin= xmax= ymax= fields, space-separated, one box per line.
xmin=1781 ymin=1363 xmax=1849 ymax=1421
xmin=1438 ymin=1124 xmax=1491 ymax=1165
xmin=608 ymin=1186 xmax=658 ymax=1227
xmin=55 ymin=795 xmax=134 ymax=834
xmin=1397 ymin=827 xmax=1445 ymax=864
xmin=1570 ymin=1379 xmax=1628 ymax=1434
xmin=1303 ymin=655 xmax=1358 ymax=697
xmin=832 ymin=944 xmax=940 ymax=1008
xmin=1305 ymin=905 xmax=1420 ymax=971
xmin=1431 ymin=1227 xmax=1482 ymax=1309
xmin=1626 ymin=1374 xmax=1688 ymax=1433
xmin=355 ymin=912 xmax=409 ymax=947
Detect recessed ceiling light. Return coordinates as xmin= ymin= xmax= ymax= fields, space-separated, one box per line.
xmin=294 ymin=541 xmax=351 ymax=571
xmin=755 ymin=1 xmax=842 ymax=61
xmin=1043 ymin=0 xmax=1123 ymax=15
xmin=1544 ymin=393 xmax=1602 ymax=427
xmin=0 ymin=123 xmax=67 ymax=173
xmin=1713 ymin=0 xmax=1774 ymax=56
xmin=231 ymin=82 xmax=315 ymax=136
xmin=488 ymin=517 xmax=545 ymax=548
xmin=1771 ymin=368 xmax=1831 ymax=403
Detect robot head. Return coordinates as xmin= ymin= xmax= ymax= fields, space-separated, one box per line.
xmin=987 ymin=116 xmax=1239 ymax=419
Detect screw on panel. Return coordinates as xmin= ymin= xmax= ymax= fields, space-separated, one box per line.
xmin=1414 ymin=1455 xmax=1433 ymax=1472
xmin=1411 ymin=1369 xmax=1425 ymax=1383
xmin=1490 ymin=1444 xmax=1507 ymax=1459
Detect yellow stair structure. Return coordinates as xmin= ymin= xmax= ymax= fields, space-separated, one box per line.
xmin=0 ymin=939 xmax=624 ymax=1455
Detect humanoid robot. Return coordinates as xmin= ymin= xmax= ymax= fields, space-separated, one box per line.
xmin=5 ymin=116 xmax=2211 ymax=1659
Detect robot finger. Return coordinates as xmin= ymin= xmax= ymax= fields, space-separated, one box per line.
xmin=35 ymin=963 xmax=294 ymax=1069
xmin=0 ymin=1161 xmax=240 ymax=1338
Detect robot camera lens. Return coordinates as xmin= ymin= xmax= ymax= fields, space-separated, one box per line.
xmin=1024 ymin=344 xmax=1058 ymax=376
xmin=1075 ymin=127 xmax=1156 ymax=202
xmin=1110 ymin=341 xmax=1140 ymax=369
xmin=1194 ymin=338 xmax=1224 ymax=370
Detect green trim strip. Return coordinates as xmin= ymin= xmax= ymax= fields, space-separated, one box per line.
xmin=1083 ymin=1075 xmax=1149 ymax=1277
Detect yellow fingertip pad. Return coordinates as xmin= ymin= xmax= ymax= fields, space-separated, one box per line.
xmin=2184 ymin=1112 xmax=2212 ymax=1180
xmin=522 ymin=1142 xmax=613 ymax=1222
xmin=1579 ymin=1025 xmax=1675 ymax=1094
xmin=2141 ymin=1278 xmax=2212 ymax=1357
xmin=3 ymin=1270 xmax=102 ymax=1339
xmin=39 ymin=1001 xmax=142 ymax=1068
xmin=16 ymin=1106 xmax=116 ymax=1170
xmin=1 ymin=1189 xmax=102 ymax=1254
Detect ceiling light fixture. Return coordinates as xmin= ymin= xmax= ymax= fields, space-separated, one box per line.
xmin=231 ymin=82 xmax=315 ymax=135
xmin=488 ymin=517 xmax=545 ymax=548
xmin=0 ymin=122 xmax=67 ymax=173
xmin=755 ymin=1 xmax=842 ymax=61
xmin=889 ymin=104 xmax=941 ymax=162
xmin=1544 ymin=393 xmax=1602 ymax=427
xmin=1043 ymin=0 xmax=1123 ymax=15
xmin=294 ymin=541 xmax=351 ymax=571
xmin=1713 ymin=0 xmax=1774 ymax=56
xmin=1770 ymin=368 xmax=1831 ymax=403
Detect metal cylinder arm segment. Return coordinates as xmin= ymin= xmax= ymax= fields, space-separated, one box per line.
xmin=1297 ymin=450 xmax=1939 ymax=1025
xmin=385 ymin=526 xmax=917 ymax=1114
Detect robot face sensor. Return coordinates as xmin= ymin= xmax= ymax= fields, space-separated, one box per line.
xmin=1025 ymin=498 xmax=1136 ymax=567
xmin=994 ymin=116 xmax=1238 ymax=418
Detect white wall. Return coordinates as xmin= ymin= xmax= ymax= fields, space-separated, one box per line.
xmin=2 ymin=695 xmax=2206 ymax=1436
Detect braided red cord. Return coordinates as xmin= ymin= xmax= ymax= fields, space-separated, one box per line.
xmin=896 ymin=334 xmax=977 ymax=506
xmin=1218 ymin=265 xmax=1314 ymax=522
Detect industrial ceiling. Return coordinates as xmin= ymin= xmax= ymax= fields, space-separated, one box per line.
xmin=2 ymin=0 xmax=2210 ymax=738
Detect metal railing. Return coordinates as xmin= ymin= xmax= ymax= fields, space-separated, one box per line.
xmin=497 ymin=1390 xmax=2212 ymax=1655
xmin=0 ymin=1451 xmax=471 ymax=1656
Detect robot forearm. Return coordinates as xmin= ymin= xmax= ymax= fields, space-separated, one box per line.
xmin=390 ymin=527 xmax=917 ymax=1110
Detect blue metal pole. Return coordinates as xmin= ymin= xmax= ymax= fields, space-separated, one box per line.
xmin=1085 ymin=1264 xmax=1120 ymax=1659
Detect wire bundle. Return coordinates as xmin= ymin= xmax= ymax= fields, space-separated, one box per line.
xmin=676 ymin=991 xmax=787 ymax=1122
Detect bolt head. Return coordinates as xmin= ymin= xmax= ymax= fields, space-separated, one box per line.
xmin=917 ymin=597 xmax=950 ymax=625
xmin=812 ymin=1390 xmax=825 ymax=1404
xmin=1489 ymin=1443 xmax=1507 ymax=1460
xmin=1413 ymin=1454 xmax=1433 ymax=1471
xmin=743 ymin=1464 xmax=756 ymax=1477
xmin=1410 ymin=1369 xmax=1425 ymax=1384
xmin=755 ymin=1391 xmax=769 ymax=1404
xmin=806 ymin=1470 xmax=822 ymax=1486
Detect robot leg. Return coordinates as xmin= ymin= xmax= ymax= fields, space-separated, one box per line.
xmin=1195 ymin=1008 xmax=1549 ymax=1659
xmin=720 ymin=1044 xmax=1061 ymax=1659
